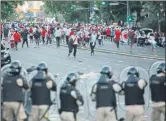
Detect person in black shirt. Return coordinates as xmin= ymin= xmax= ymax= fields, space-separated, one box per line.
xmin=21 ymin=27 xmax=29 ymax=48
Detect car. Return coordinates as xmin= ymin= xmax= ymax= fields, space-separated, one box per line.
xmin=146 ymin=32 xmax=156 ymax=45
xmin=1 ymin=44 xmax=11 ymax=67
xmin=139 ymin=28 xmax=153 ymax=36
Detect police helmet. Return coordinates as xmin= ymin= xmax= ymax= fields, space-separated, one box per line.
xmin=100 ymin=66 xmax=113 ymax=79
xmin=157 ymin=63 xmax=165 ymax=74
xmin=66 ymin=73 xmax=79 ymax=86
xmin=127 ymin=67 xmax=139 ymax=78
xmin=36 ymin=62 xmax=48 ymax=71
xmin=9 ymin=60 xmax=22 ymax=75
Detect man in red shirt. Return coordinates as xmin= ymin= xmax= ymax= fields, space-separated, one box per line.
xmin=41 ymin=27 xmax=47 ymax=44
xmin=106 ymin=27 xmax=111 ymax=40
xmin=115 ymin=28 xmax=121 ymax=49
xmin=13 ymin=29 xmax=21 ymax=50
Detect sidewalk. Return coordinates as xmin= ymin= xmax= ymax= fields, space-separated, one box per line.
xmin=98 ymin=40 xmax=165 ymax=57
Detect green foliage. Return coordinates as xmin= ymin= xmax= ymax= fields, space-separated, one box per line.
xmin=1 ymin=1 xmax=24 ymax=20
xmin=43 ymin=1 xmax=165 ymax=27
xmin=43 ymin=1 xmax=90 ymax=22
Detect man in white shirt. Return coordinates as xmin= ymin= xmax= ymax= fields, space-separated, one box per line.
xmin=55 ymin=27 xmax=61 ymax=47
xmin=65 ymin=27 xmax=71 ymax=46
xmin=68 ymin=31 xmax=79 ymax=58
xmin=90 ymin=31 xmax=97 ymax=56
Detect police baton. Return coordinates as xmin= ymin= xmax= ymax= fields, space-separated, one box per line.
xmin=39 ymin=74 xmax=58 ymax=121
xmin=39 ymin=99 xmax=56 ymax=121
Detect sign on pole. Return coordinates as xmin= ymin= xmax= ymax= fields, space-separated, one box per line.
xmin=109 ymin=3 xmax=119 ymax=6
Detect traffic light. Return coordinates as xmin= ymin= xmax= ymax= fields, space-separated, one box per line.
xmin=128 ymin=16 xmax=134 ymax=22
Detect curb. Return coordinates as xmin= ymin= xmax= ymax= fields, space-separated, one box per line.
xmin=61 ymin=44 xmax=165 ymax=60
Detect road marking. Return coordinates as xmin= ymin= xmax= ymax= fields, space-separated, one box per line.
xmin=118 ymin=61 xmax=123 ymax=63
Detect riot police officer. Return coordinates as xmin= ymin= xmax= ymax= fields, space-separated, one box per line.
xmin=1 ymin=60 xmax=29 ymax=121
xmin=28 ymin=62 xmax=56 ymax=121
xmin=122 ymin=67 xmax=147 ymax=121
xmin=90 ymin=66 xmax=122 ymax=121
xmin=150 ymin=63 xmax=166 ymax=121
xmin=59 ymin=72 xmax=84 ymax=121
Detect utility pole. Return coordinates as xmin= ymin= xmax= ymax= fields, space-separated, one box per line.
xmin=127 ymin=0 xmax=129 ymax=28
xmin=157 ymin=13 xmax=160 ymax=33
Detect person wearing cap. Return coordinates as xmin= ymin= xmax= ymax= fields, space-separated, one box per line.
xmin=28 ymin=62 xmax=57 ymax=121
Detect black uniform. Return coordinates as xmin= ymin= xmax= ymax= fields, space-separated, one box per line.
xmin=95 ymin=75 xmax=117 ymax=108
xmin=59 ymin=83 xmax=84 ymax=119
xmin=124 ymin=75 xmax=145 ymax=105
xmin=150 ymin=75 xmax=166 ymax=102
xmin=2 ymin=68 xmax=29 ymax=121
xmin=2 ymin=74 xmax=29 ymax=102
xmin=31 ymin=71 xmax=56 ymax=105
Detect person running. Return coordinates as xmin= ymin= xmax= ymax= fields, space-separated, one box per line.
xmin=90 ymin=31 xmax=97 ymax=56
xmin=21 ymin=27 xmax=29 ymax=48
xmin=13 ymin=29 xmax=21 ymax=50
xmin=41 ymin=27 xmax=47 ymax=45
xmin=68 ymin=30 xmax=79 ymax=58
xmin=46 ymin=28 xmax=51 ymax=45
xmin=128 ymin=29 xmax=135 ymax=53
xmin=55 ymin=27 xmax=61 ymax=47
xmin=97 ymin=31 xmax=102 ymax=46
xmin=65 ymin=26 xmax=71 ymax=46
xmin=114 ymin=28 xmax=121 ymax=50
xmin=29 ymin=26 xmax=33 ymax=43
xmin=33 ymin=28 xmax=41 ymax=47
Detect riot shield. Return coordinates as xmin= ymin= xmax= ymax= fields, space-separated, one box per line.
xmin=119 ymin=66 xmax=149 ymax=112
xmin=56 ymin=72 xmax=89 ymax=121
xmin=84 ymin=72 xmax=99 ymax=119
xmin=84 ymin=71 xmax=119 ymax=119
xmin=1 ymin=63 xmax=11 ymax=77
xmin=149 ymin=61 xmax=165 ymax=77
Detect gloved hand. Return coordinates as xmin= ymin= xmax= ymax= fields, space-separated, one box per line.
xmin=17 ymin=79 xmax=23 ymax=87
xmin=46 ymin=80 xmax=53 ymax=89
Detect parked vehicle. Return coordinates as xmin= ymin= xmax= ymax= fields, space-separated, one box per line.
xmin=1 ymin=44 xmax=11 ymax=67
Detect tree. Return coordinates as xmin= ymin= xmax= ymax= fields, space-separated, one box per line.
xmin=1 ymin=1 xmax=24 ymax=20
xmin=43 ymin=1 xmax=90 ymax=22
xmin=140 ymin=1 xmax=165 ymax=31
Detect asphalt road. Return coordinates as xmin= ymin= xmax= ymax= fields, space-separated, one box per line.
xmin=9 ymin=42 xmax=165 ymax=121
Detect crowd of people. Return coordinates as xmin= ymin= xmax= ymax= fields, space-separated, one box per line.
xmin=1 ymin=22 xmax=165 ymax=54
xmin=1 ymin=60 xmax=165 ymax=121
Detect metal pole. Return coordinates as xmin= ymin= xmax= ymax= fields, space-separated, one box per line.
xmin=127 ymin=0 xmax=129 ymax=28
xmin=157 ymin=13 xmax=160 ymax=33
